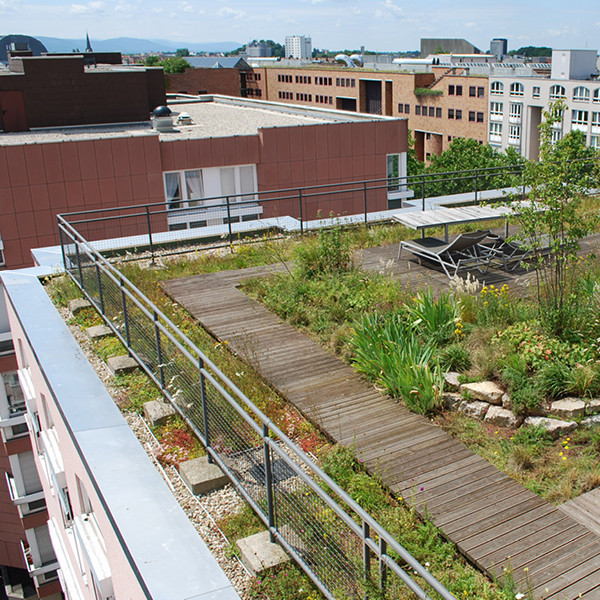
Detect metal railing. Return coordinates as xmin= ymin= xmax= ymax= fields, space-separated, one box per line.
xmin=59 ymin=165 xmax=525 ymax=263
xmin=58 ymin=217 xmax=457 ymax=600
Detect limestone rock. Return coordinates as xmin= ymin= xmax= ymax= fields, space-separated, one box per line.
xmin=443 ymin=392 xmax=463 ymax=410
xmin=461 ymin=381 xmax=504 ymax=405
xmin=501 ymin=393 xmax=512 ymax=410
xmin=484 ymin=406 xmax=521 ymax=428
xmin=460 ymin=401 xmax=490 ymax=420
xmin=444 ymin=372 xmax=461 ymax=391
xmin=550 ymin=398 xmax=586 ymax=420
xmin=524 ymin=416 xmax=577 ymax=439
xmin=582 ymin=415 xmax=600 ymax=427
xmin=586 ymin=399 xmax=600 ymax=416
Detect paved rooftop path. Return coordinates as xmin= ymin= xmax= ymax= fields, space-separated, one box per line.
xmin=163 ymin=251 xmax=600 ymax=600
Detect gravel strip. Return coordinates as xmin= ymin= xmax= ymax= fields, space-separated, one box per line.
xmin=61 ymin=307 xmax=257 ymax=599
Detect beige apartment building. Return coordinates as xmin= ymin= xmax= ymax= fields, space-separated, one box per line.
xmin=226 ymin=65 xmax=490 ymax=161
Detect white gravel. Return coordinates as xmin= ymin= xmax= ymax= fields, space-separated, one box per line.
xmin=61 ymin=306 xmax=257 ymax=599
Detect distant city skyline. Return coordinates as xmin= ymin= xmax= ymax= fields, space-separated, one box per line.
xmin=1 ymin=0 xmax=599 ymax=53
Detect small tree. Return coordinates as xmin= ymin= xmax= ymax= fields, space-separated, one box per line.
xmin=175 ymin=48 xmax=190 ymax=57
xmin=509 ymin=99 xmax=600 ymax=336
xmin=159 ymin=57 xmax=191 ymax=74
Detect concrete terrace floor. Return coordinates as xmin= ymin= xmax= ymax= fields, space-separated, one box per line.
xmin=163 ymin=232 xmax=600 ymax=600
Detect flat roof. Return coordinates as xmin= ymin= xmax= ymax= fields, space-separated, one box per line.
xmin=0 ymin=95 xmax=396 ymax=146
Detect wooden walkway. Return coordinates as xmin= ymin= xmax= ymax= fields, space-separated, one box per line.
xmin=164 ymin=250 xmax=600 ymax=600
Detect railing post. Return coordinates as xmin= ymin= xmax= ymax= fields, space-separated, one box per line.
xmin=153 ymin=310 xmax=165 ymax=388
xmin=363 ymin=521 xmax=371 ymax=594
xmin=263 ymin=423 xmax=276 ymax=543
xmin=199 ymin=358 xmax=213 ymax=464
xmin=474 ymin=169 xmax=479 ymax=204
xmin=379 ymin=537 xmax=387 ymax=592
xmin=58 ymin=226 xmax=67 ymax=273
xmin=363 ymin=182 xmax=368 ymax=225
xmin=298 ymin=189 xmax=304 ymax=235
xmin=95 ymin=260 xmax=105 ymax=315
xmin=145 ymin=206 xmax=155 ymax=263
xmin=421 ymin=174 xmax=426 ymax=211
xmin=75 ymin=242 xmax=84 ymax=287
xmin=226 ymin=196 xmax=234 ymax=250
xmin=120 ymin=277 xmax=131 ymax=349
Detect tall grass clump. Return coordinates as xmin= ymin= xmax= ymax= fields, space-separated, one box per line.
xmin=350 ymin=312 xmax=444 ymax=415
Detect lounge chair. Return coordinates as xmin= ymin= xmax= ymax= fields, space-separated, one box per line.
xmin=398 ymin=230 xmax=493 ymax=279
xmin=482 ymin=234 xmax=552 ymax=271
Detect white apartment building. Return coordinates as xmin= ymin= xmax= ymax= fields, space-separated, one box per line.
xmin=487 ymin=49 xmax=600 ymax=159
xmin=284 ymin=35 xmax=312 ymax=59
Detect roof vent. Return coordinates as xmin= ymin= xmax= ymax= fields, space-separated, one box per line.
xmin=152 ymin=105 xmax=174 ymax=132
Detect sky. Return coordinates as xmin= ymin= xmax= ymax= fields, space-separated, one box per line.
xmin=1 ymin=0 xmax=600 ymax=52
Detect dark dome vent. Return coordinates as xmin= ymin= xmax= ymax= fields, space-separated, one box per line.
xmin=152 ymin=105 xmax=172 ymax=117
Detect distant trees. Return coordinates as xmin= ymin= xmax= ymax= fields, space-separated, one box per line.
xmin=144 ymin=55 xmax=191 ymax=73
xmin=175 ymin=48 xmax=190 ymax=57
xmin=508 ymin=46 xmax=552 ymax=57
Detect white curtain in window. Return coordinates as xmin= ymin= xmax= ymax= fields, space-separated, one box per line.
xmin=185 ymin=170 xmax=204 ymax=205
xmin=239 ymin=166 xmax=255 ymax=202
xmin=164 ymin=173 xmax=181 ymax=208
xmin=220 ymin=167 xmax=236 ymax=202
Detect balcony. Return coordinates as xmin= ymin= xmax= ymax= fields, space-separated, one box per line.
xmin=40 ymin=427 xmax=65 ymax=489
xmin=5 ymin=472 xmax=45 ymax=506
xmin=20 ymin=539 xmax=59 ymax=580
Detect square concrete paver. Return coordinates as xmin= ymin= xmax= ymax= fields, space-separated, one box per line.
xmin=179 ymin=456 xmax=229 ymax=495
xmin=236 ymin=531 xmax=290 ymax=575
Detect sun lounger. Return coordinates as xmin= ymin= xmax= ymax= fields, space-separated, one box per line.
xmin=482 ymin=234 xmax=552 ymax=271
xmin=398 ymin=230 xmax=493 ymax=279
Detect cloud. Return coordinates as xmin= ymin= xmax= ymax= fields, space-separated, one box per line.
xmin=381 ymin=0 xmax=402 ymax=15
xmin=217 ymin=6 xmax=245 ymax=18
xmin=465 ymin=22 xmax=476 ymax=28
xmin=375 ymin=0 xmax=402 ymax=19
xmin=69 ymin=0 xmax=104 ymax=14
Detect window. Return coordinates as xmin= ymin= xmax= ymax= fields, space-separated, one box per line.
xmin=591 ymin=136 xmax=600 ymax=149
xmin=436 ymin=107 xmax=442 ymax=118
xmin=448 ymin=85 xmax=455 ymax=95
xmin=510 ymin=82 xmax=524 ymax=97
xmin=477 ymin=86 xmax=485 ymax=98
xmin=509 ymin=103 xmax=522 ymax=121
xmin=508 ymin=125 xmax=520 ymax=144
xmin=448 ymin=108 xmax=455 ymax=119
xmin=573 ymin=86 xmax=590 ymax=102
xmin=551 ymin=129 xmax=562 ymax=144
xmin=550 ymin=85 xmax=566 ymax=99
xmin=592 ymin=112 xmax=600 ymax=130
xmin=456 ymin=85 xmax=463 ymax=96
xmin=533 ymin=86 xmax=540 ymax=98
xmin=572 ymin=110 xmax=589 ymax=129
xmin=469 ymin=111 xmax=475 ymax=122
xmin=387 ymin=154 xmax=401 ymax=191
xmin=594 ymin=89 xmax=600 ymax=103
xmin=489 ymin=121 xmax=502 ymax=141
xmin=404 ymin=104 xmax=410 ymax=114
xmin=455 ymin=109 xmax=462 ymax=120
xmin=490 ymin=102 xmax=503 ymax=118
xmin=398 ymin=103 xmax=404 ymax=113
xmin=428 ymin=106 xmax=435 ymax=117
xmin=491 ymin=81 xmax=504 ymax=95
xmin=477 ymin=112 xmax=484 ymax=123
xmin=469 ymin=86 xmax=476 ymax=97
xmin=415 ymin=105 xmax=421 ymax=115
xmin=425 ymin=133 xmax=431 ymax=140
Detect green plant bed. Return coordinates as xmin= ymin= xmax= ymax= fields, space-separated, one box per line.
xmin=435 ymin=413 xmax=600 ymax=503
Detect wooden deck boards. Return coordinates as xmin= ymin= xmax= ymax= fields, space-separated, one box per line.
xmin=163 ymin=246 xmax=600 ymax=599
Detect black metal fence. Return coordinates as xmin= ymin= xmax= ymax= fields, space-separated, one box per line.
xmin=58 ymin=217 xmax=457 ymax=600
xmin=59 ymin=164 xmax=525 ymax=263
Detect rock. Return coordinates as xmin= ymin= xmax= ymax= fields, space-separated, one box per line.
xmin=586 ymin=399 xmax=600 ymax=416
xmin=460 ymin=401 xmax=490 ymax=420
xmin=179 ymin=456 xmax=229 ymax=495
xmin=444 ymin=372 xmax=461 ymax=391
xmin=106 ymin=355 xmax=138 ymax=376
xmin=68 ymin=298 xmax=92 ymax=315
xmin=501 ymin=393 xmax=512 ymax=410
xmin=524 ymin=416 xmax=577 ymax=439
xmin=236 ymin=531 xmax=290 ymax=575
xmin=484 ymin=406 xmax=521 ymax=428
xmin=550 ymin=398 xmax=586 ymax=420
xmin=143 ymin=399 xmax=176 ymax=426
xmin=582 ymin=415 xmax=600 ymax=427
xmin=85 ymin=324 xmax=113 ymax=340
xmin=443 ymin=392 xmax=463 ymax=410
xmin=461 ymin=381 xmax=504 ymax=405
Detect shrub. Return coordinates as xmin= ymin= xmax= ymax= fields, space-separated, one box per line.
xmin=295 ymin=226 xmax=352 ymax=277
